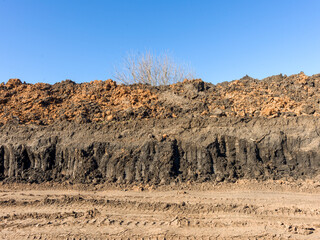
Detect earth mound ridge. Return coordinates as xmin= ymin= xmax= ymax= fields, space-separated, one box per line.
xmin=1 ymin=71 xmax=320 ymax=125
xmin=0 ymin=72 xmax=320 ymax=184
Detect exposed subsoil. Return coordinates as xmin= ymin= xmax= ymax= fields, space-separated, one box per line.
xmin=1 ymin=72 xmax=320 ymax=184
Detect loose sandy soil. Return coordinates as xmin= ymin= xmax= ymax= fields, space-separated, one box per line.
xmin=0 ymin=180 xmax=319 ymax=240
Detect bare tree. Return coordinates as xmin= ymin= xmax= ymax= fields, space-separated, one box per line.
xmin=114 ymin=51 xmax=195 ymax=86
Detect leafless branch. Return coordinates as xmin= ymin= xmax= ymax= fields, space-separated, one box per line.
xmin=114 ymin=51 xmax=195 ymax=86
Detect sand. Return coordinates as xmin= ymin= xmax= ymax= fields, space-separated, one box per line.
xmin=0 ymin=180 xmax=319 ymax=239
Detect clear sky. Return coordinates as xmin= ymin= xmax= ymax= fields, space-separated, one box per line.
xmin=1 ymin=0 xmax=319 ymax=84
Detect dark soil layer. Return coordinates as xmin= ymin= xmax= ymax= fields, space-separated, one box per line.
xmin=0 ymin=72 xmax=320 ymax=184
xmin=0 ymin=116 xmax=319 ymax=184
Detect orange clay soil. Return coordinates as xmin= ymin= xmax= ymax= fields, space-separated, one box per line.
xmin=0 ymin=72 xmax=320 ymax=125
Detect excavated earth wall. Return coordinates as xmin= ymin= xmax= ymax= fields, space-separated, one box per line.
xmin=1 ymin=72 xmax=320 ymax=184
xmin=1 ymin=116 xmax=319 ymax=184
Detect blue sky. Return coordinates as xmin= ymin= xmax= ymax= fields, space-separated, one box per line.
xmin=0 ymin=0 xmax=319 ymax=84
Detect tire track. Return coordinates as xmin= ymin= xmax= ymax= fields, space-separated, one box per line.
xmin=0 ymin=186 xmax=319 ymax=239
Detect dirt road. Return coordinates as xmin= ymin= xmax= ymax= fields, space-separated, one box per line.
xmin=0 ymin=180 xmax=319 ymax=239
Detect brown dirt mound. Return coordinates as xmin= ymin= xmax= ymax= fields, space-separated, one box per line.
xmin=1 ymin=72 xmax=320 ymax=185
xmin=1 ymin=72 xmax=320 ymax=125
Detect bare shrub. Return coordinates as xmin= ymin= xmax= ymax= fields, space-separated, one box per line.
xmin=114 ymin=51 xmax=195 ymax=86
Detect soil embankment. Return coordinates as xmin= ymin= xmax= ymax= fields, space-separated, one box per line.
xmin=0 ymin=72 xmax=320 ymax=184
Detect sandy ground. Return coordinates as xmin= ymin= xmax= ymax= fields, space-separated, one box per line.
xmin=0 ymin=180 xmax=319 ymax=240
